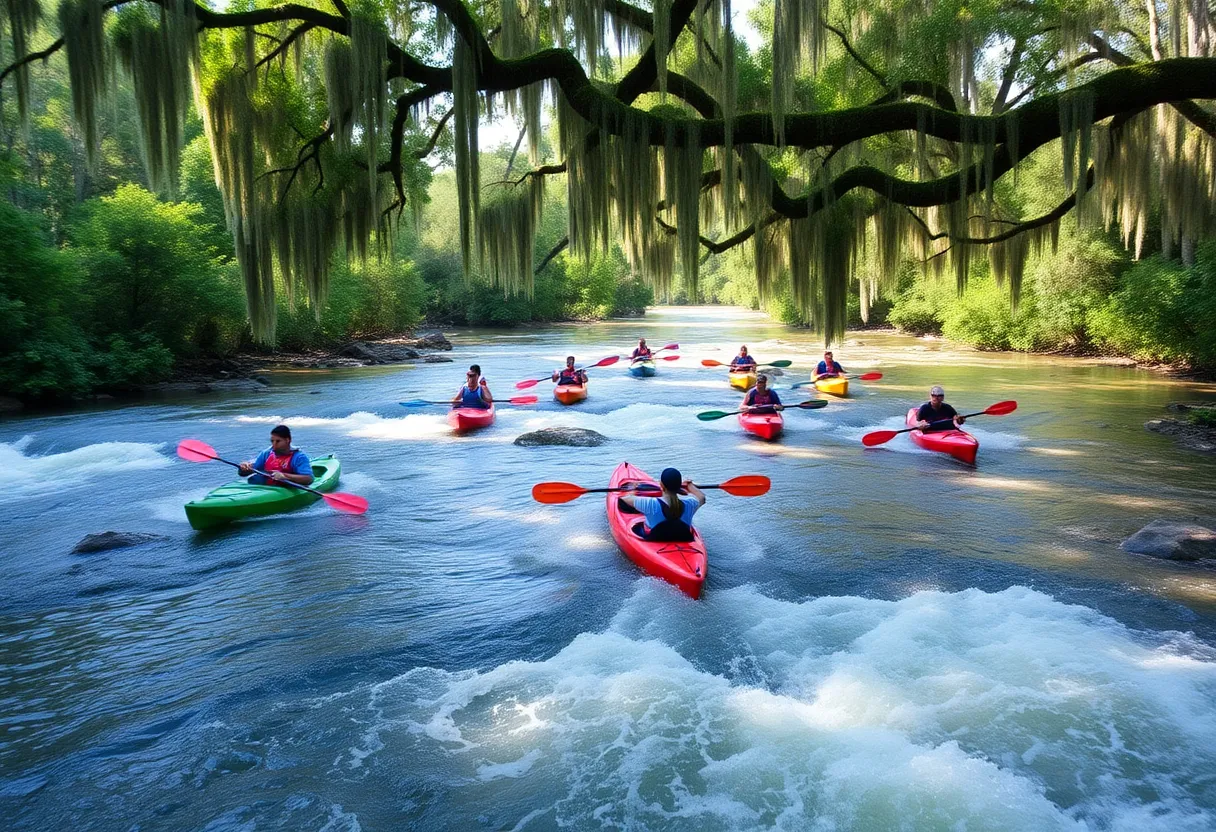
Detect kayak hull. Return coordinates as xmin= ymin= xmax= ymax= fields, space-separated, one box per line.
xmin=728 ymin=371 xmax=757 ymax=391
xmin=739 ymin=411 xmax=784 ymax=440
xmin=607 ymin=462 xmax=707 ymax=599
xmin=185 ymin=455 xmax=341 ymax=531
xmin=554 ymin=384 xmax=588 ymax=405
xmin=448 ymin=404 xmax=495 ymax=433
xmin=814 ymin=376 xmax=849 ymax=397
xmin=629 ymin=360 xmax=657 ymax=377
xmin=906 ymin=409 xmax=978 ymax=464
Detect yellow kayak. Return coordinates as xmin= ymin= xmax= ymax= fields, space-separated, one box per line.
xmin=814 ymin=376 xmax=849 ymax=397
xmin=729 ymin=371 xmax=757 ymax=391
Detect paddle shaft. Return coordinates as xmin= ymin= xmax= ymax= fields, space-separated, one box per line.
xmin=894 ymin=408 xmax=988 ymax=436
xmin=203 ymin=451 xmax=328 ymax=497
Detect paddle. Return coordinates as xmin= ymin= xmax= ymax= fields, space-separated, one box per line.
xmin=791 ymin=372 xmax=883 ymax=388
xmin=861 ymin=400 xmax=1018 ymax=447
xmin=176 ymin=439 xmax=369 ymax=515
xmin=400 ymin=395 xmax=538 ymax=408
xmin=633 ymin=354 xmax=681 ymax=363
xmin=515 ymin=355 xmax=620 ymax=389
xmin=701 ymin=358 xmax=793 ymax=369
xmin=631 ymin=342 xmax=679 ymax=362
xmin=695 ymin=399 xmax=828 ymax=421
xmin=532 ymin=475 xmax=771 ymax=504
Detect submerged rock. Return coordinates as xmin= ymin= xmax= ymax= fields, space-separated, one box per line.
xmin=73 ymin=531 xmax=170 ymax=554
xmin=514 ymin=427 xmax=608 ymax=447
xmin=1120 ymin=520 xmax=1216 ymax=561
xmin=339 ymin=341 xmax=421 ymax=364
xmin=1145 ymin=419 xmax=1216 ymax=453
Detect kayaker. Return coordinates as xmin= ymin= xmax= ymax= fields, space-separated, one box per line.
xmin=916 ymin=385 xmax=965 ymax=432
xmin=238 ymin=425 xmax=314 ymax=486
xmin=452 ymin=364 xmax=493 ymax=409
xmin=620 ymin=467 xmax=706 ymax=543
xmin=553 ymin=356 xmax=588 ymax=386
xmin=813 ymin=351 xmax=845 ymax=380
xmin=631 ymin=339 xmax=653 ymax=360
xmin=743 ymin=374 xmax=782 ymax=414
xmin=730 ymin=345 xmax=757 ymax=371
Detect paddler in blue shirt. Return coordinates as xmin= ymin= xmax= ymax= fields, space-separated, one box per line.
xmin=452 ymin=364 xmax=493 ymax=409
xmin=552 ymin=356 xmax=588 ymax=386
xmin=238 ymin=425 xmax=314 ymax=486
xmin=729 ymin=345 xmax=757 ymax=372
xmin=619 ymin=467 xmax=706 ymax=542
xmin=812 ymin=350 xmax=845 ymax=380
xmin=743 ymin=374 xmax=782 ymax=414
xmin=916 ymin=385 xmax=965 ymax=433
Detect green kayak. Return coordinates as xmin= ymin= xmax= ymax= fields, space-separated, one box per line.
xmin=185 ymin=454 xmax=341 ymax=531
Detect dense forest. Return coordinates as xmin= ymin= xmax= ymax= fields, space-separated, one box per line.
xmin=1 ymin=0 xmax=1214 ymax=401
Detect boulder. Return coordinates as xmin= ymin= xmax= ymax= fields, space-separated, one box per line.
xmin=514 ymin=427 xmax=609 ymax=447
xmin=1144 ymin=419 xmax=1216 ymax=453
xmin=410 ymin=330 xmax=453 ymax=351
xmin=1120 ymin=520 xmax=1216 ymax=561
xmin=338 ymin=341 xmax=422 ymax=365
xmin=421 ymin=354 xmax=454 ymax=363
xmin=73 ymin=531 xmax=170 ymax=554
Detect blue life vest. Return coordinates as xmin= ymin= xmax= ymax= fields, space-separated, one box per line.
xmin=458 ymin=384 xmax=489 ymax=409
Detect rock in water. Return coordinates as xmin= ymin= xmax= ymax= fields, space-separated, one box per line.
xmin=1120 ymin=521 xmax=1216 ymax=561
xmin=73 ymin=531 xmax=169 ymax=554
xmin=514 ymin=427 xmax=608 ymax=447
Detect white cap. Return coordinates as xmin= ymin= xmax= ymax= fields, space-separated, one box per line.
xmin=930 ymin=385 xmax=945 ymax=396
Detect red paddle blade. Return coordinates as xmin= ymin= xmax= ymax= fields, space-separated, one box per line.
xmin=701 ymin=359 xmax=724 ymax=367
xmin=177 ymin=439 xmax=219 ymax=463
xmin=508 ymin=395 xmax=539 ymax=405
xmin=592 ymin=355 xmax=620 ymax=368
xmin=985 ymin=400 xmax=1018 ymax=416
xmin=862 ymin=430 xmax=899 ymax=447
xmin=322 ymin=492 xmax=369 ymax=514
xmin=717 ymin=475 xmax=771 ymax=497
xmin=858 ymin=372 xmax=883 ymax=381
xmin=661 ymin=343 xmax=678 ymax=351
xmin=515 ymin=378 xmax=542 ymax=390
xmin=532 ymin=482 xmax=588 ymax=504
xmin=659 ymin=355 xmax=680 ymax=361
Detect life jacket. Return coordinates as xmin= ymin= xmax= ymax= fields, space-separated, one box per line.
xmin=633 ymin=347 xmax=652 ymax=358
xmin=557 ymin=369 xmax=583 ymax=385
xmin=262 ymin=449 xmax=301 ymax=485
xmin=646 ymin=494 xmax=694 ymax=542
xmin=733 ymin=355 xmax=756 ymax=367
xmin=818 ymin=360 xmax=842 ymax=376
xmin=749 ymin=388 xmax=777 ymax=405
xmin=458 ymin=384 xmax=489 ymax=408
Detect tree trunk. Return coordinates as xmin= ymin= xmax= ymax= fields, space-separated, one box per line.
xmin=1162 ymin=225 xmax=1175 ymax=259
xmin=1147 ymin=0 xmax=1163 ymax=60
xmin=1182 ymin=234 xmax=1196 ymax=266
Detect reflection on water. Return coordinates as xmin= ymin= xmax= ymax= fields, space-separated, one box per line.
xmin=2 ymin=307 xmax=1216 ymax=830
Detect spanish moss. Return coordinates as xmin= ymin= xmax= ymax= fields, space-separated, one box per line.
xmin=58 ymin=0 xmax=107 ymax=165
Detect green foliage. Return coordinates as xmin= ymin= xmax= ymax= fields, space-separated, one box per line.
xmin=1188 ymin=407 xmax=1216 ymax=428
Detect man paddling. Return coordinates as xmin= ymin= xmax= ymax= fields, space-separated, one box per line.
xmin=915 ymin=385 xmax=965 ymax=432
xmin=631 ymin=339 xmax=653 ymax=360
xmin=813 ymin=350 xmax=845 ymax=380
xmin=729 ymin=345 xmax=757 ymax=372
xmin=619 ymin=467 xmax=706 ymax=542
xmin=452 ymin=364 xmax=493 ymax=409
xmin=238 ymin=425 xmax=314 ymax=486
xmin=553 ymin=356 xmax=588 ymax=386
xmin=743 ymin=374 xmax=782 ymax=414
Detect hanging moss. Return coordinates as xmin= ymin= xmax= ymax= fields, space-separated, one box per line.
xmin=989 ymin=231 xmax=1030 ymax=308
xmin=453 ymin=31 xmax=481 ymax=275
xmin=664 ymin=121 xmax=703 ymax=295
xmin=3 ymin=0 xmax=42 ymax=123
xmin=771 ymin=0 xmax=824 ymax=145
xmin=58 ymin=0 xmax=107 ymax=166
xmin=324 ymin=38 xmax=355 ymax=151
xmin=350 ymin=15 xmax=387 ymax=196
xmin=652 ymin=0 xmax=671 ymax=96
xmin=478 ymin=176 xmax=544 ymax=296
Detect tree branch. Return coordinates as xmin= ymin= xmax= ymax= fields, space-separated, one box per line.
xmin=823 ymin=21 xmax=887 ymax=87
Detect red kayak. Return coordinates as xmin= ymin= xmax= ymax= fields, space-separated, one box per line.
xmin=905 ymin=408 xmax=978 ymax=464
xmin=448 ymin=404 xmax=495 ymax=433
xmin=606 ymin=462 xmax=708 ymax=599
xmin=738 ymin=410 xmax=783 ymax=441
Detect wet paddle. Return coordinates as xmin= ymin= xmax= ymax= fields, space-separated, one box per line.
xmin=701 ymin=359 xmax=792 ymax=369
xmin=791 ymin=372 xmax=883 ymax=388
xmin=515 ymin=355 xmax=620 ymax=389
xmin=631 ymin=342 xmax=679 ymax=361
xmin=176 ymin=439 xmax=369 ymax=515
xmin=861 ymin=400 xmax=1018 ymax=447
xmin=532 ymin=475 xmax=771 ymax=504
xmin=400 ymin=395 xmax=538 ymax=407
xmin=632 ymin=354 xmax=681 ymax=363
xmin=696 ymin=399 xmax=828 ymax=421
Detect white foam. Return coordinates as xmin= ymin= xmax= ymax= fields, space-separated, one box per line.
xmin=337 ymin=471 xmax=383 ymax=492
xmin=146 ymin=487 xmax=214 ymax=523
xmin=326 ymin=584 xmax=1216 ymax=829
xmin=0 ymin=436 xmax=171 ymax=501
xmin=226 ymin=411 xmax=450 ymax=442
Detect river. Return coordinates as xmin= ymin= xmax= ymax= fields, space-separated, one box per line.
xmin=3 ymin=306 xmax=1216 ymax=830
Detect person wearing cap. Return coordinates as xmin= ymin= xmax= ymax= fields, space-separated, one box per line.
xmin=452 ymin=364 xmax=493 ymax=409
xmin=238 ymin=424 xmax=314 ymax=486
xmin=813 ymin=350 xmax=845 ymax=380
xmin=631 ymin=339 xmax=653 ymax=360
xmin=618 ymin=467 xmax=706 ymax=543
xmin=743 ymin=374 xmax=782 ymax=414
xmin=729 ymin=345 xmax=757 ymax=372
xmin=916 ymin=385 xmax=965 ymax=432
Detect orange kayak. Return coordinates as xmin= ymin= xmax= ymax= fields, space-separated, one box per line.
xmin=554 ymin=384 xmax=588 ymax=405
xmin=905 ymin=408 xmax=978 ymax=464
xmin=739 ymin=411 xmax=783 ymax=440
xmin=606 ymin=462 xmax=707 ymax=599
xmin=447 ymin=405 xmax=495 ymax=433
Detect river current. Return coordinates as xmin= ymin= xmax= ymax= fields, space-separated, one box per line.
xmin=3 ymin=306 xmax=1216 ymax=830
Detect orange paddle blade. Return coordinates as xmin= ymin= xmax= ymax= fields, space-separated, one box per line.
xmin=862 ymin=430 xmax=899 ymax=447
xmin=532 ymin=482 xmax=588 ymax=504
xmin=322 ymin=492 xmax=369 ymax=514
xmin=985 ymin=400 xmax=1018 ymax=416
xmin=177 ymin=439 xmax=219 ymax=462
xmin=701 ymin=359 xmax=725 ymax=367
xmin=716 ymin=475 xmax=771 ymax=497
xmin=858 ymin=372 xmax=883 ymax=381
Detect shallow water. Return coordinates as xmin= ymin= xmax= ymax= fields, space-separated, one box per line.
xmin=3 ymin=306 xmax=1216 ymax=830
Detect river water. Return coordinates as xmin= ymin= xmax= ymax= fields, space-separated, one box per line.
xmin=3 ymin=306 xmax=1216 ymax=831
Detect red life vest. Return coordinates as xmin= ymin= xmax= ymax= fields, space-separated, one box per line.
xmin=262 ymin=450 xmax=299 ymax=485
xmin=749 ymin=389 xmax=776 ymax=405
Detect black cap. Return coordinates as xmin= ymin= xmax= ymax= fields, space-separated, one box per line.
xmin=660 ymin=467 xmax=682 ymax=491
